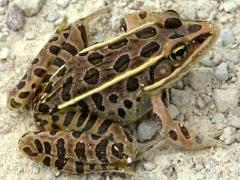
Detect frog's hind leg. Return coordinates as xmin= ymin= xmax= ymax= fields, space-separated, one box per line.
xmin=19 ymin=131 xmax=136 ymax=174
xmin=151 ymin=92 xmax=225 ymax=150
xmin=8 ymin=9 xmax=107 ymax=111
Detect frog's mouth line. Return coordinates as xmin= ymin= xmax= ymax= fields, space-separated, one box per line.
xmin=143 ymin=23 xmax=219 ymax=92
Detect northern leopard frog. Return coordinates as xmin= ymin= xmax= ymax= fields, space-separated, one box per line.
xmin=8 ymin=9 xmax=219 ymax=174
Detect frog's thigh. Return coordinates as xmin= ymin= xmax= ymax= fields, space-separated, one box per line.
xmin=151 ymin=92 xmax=224 ymax=150
xmin=34 ymin=111 xmax=134 ymax=143
xmin=19 ymin=131 xmax=136 ymax=174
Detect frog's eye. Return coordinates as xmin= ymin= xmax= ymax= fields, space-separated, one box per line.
xmin=170 ymin=43 xmax=188 ymax=61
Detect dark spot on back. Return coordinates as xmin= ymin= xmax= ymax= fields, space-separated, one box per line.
xmin=140 ymin=41 xmax=160 ymax=58
xmin=53 ymin=57 xmax=65 ymax=67
xmin=91 ymin=93 xmax=105 ymax=111
xmin=76 ymin=111 xmax=89 ymax=127
xmin=83 ymin=68 xmax=100 ymax=85
xmin=169 ymin=33 xmax=184 ymax=39
xmin=23 ymin=147 xmax=38 ymax=156
xmin=18 ymin=91 xmax=30 ymax=99
xmin=76 ymin=161 xmax=84 ymax=173
xmin=82 ymin=114 xmax=97 ymax=132
xmin=34 ymin=68 xmax=46 ymax=77
xmin=97 ymin=119 xmax=113 ymax=135
xmin=72 ymin=131 xmax=82 ymax=138
xmin=9 ymin=98 xmax=22 ymax=109
xmin=44 ymin=142 xmax=51 ymax=154
xmin=55 ymin=158 xmax=68 ymax=170
xmin=188 ymin=24 xmax=202 ymax=33
xmin=95 ymin=139 xmax=109 ymax=163
xmin=169 ymin=130 xmax=178 ymax=140
xmin=139 ymin=11 xmax=147 ymax=19
xmin=113 ymin=54 xmax=130 ymax=73
xmin=135 ymin=27 xmax=157 ymax=39
xmin=17 ymin=81 xmax=25 ymax=89
xmin=109 ymin=94 xmax=118 ymax=103
xmin=62 ymin=42 xmax=78 ymax=55
xmin=63 ymin=111 xmax=76 ymax=127
xmin=118 ymin=108 xmax=126 ymax=118
xmin=44 ymin=82 xmax=53 ymax=94
xmin=63 ymin=32 xmax=69 ymax=39
xmin=31 ymin=58 xmax=39 ymax=65
xmin=112 ymin=143 xmax=128 ymax=159
xmin=57 ymin=67 xmax=67 ymax=77
xmin=108 ymin=38 xmax=128 ymax=50
xmin=56 ymin=138 xmax=66 ymax=159
xmin=43 ymin=157 xmax=51 ymax=166
xmin=124 ymin=99 xmax=133 ymax=109
xmin=49 ymin=45 xmax=61 ymax=55
xmin=180 ymin=125 xmax=190 ymax=139
xmin=126 ymin=77 xmax=139 ymax=92
xmin=61 ymin=76 xmax=73 ymax=101
xmin=87 ymin=52 xmax=104 ymax=65
xmin=38 ymin=103 xmax=50 ymax=113
xmin=78 ymin=100 xmax=89 ymax=111
xmin=75 ymin=142 xmax=87 ymax=161
xmin=165 ymin=17 xmax=182 ymax=29
xmin=78 ymin=24 xmax=88 ymax=48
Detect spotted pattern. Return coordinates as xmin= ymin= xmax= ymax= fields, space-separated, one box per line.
xmin=62 ymin=43 xmax=78 ymax=55
xmin=113 ymin=54 xmax=130 ymax=73
xmin=78 ymin=24 xmax=87 ymax=48
xmin=76 ymin=111 xmax=89 ymax=127
xmin=23 ymin=147 xmax=37 ymax=156
xmin=188 ymin=24 xmax=202 ymax=33
xmin=18 ymin=91 xmax=30 ymax=99
xmin=44 ymin=141 xmax=51 ymax=154
xmin=112 ymin=143 xmax=128 ymax=159
xmin=95 ymin=139 xmax=109 ymax=163
xmin=169 ymin=130 xmax=178 ymax=140
xmin=56 ymin=138 xmax=66 ymax=159
xmin=76 ymin=161 xmax=84 ymax=173
xmin=126 ymin=77 xmax=139 ymax=92
xmin=83 ymin=68 xmax=100 ymax=85
xmin=63 ymin=111 xmax=76 ymax=126
xmin=17 ymin=81 xmax=25 ymax=89
xmin=81 ymin=114 xmax=97 ymax=132
xmin=91 ymin=93 xmax=105 ymax=111
xmin=75 ymin=142 xmax=87 ymax=161
xmin=139 ymin=11 xmax=147 ymax=19
xmin=164 ymin=17 xmax=182 ymax=29
xmin=87 ymin=52 xmax=104 ymax=65
xmin=97 ymin=119 xmax=113 ymax=135
xmin=55 ymin=158 xmax=68 ymax=170
xmin=118 ymin=108 xmax=126 ymax=118
xmin=31 ymin=58 xmax=39 ymax=64
xmin=135 ymin=27 xmax=157 ymax=39
xmin=169 ymin=33 xmax=184 ymax=39
xmin=43 ymin=157 xmax=51 ymax=166
xmin=61 ymin=76 xmax=73 ymax=101
xmin=180 ymin=125 xmax=190 ymax=139
xmin=34 ymin=68 xmax=46 ymax=77
xmin=53 ymin=57 xmax=65 ymax=67
xmin=108 ymin=39 xmax=128 ymax=50
xmin=109 ymin=94 xmax=118 ymax=103
xmin=34 ymin=139 xmax=43 ymax=153
xmin=49 ymin=45 xmax=61 ymax=55
xmin=72 ymin=131 xmax=82 ymax=138
xmin=124 ymin=99 xmax=133 ymax=109
xmin=140 ymin=41 xmax=160 ymax=58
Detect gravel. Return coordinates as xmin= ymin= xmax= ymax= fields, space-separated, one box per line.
xmin=56 ymin=0 xmax=70 ymax=8
xmin=215 ymin=63 xmax=228 ymax=81
xmin=0 ymin=47 xmax=9 ymax=60
xmin=6 ymin=4 xmax=24 ymax=31
xmin=14 ymin=0 xmax=46 ymax=16
xmin=0 ymin=0 xmax=8 ymax=7
xmin=25 ymin=31 xmax=37 ymax=40
xmin=223 ymin=1 xmax=238 ymax=13
xmin=219 ymin=127 xmax=236 ymax=145
xmin=171 ymin=89 xmax=190 ymax=107
xmin=220 ymin=28 xmax=236 ymax=46
xmin=167 ymin=104 xmax=180 ymax=119
xmin=137 ymin=120 xmax=159 ymax=142
xmin=46 ymin=11 xmax=60 ymax=22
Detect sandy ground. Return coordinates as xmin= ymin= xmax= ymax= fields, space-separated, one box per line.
xmin=1 ymin=0 xmax=240 ymax=179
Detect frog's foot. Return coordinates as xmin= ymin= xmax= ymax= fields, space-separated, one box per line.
xmin=151 ymin=92 xmax=225 ymax=150
xmin=19 ymin=131 xmax=137 ymax=175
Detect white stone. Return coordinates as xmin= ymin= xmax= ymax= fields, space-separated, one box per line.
xmin=188 ymin=68 xmax=213 ymax=90
xmin=14 ymin=0 xmax=46 ymax=17
xmin=46 ymin=11 xmax=60 ymax=22
xmin=228 ymin=110 xmax=240 ymax=128
xmin=213 ymin=89 xmax=239 ymax=112
xmin=0 ymin=0 xmax=8 ymax=7
xmin=220 ymin=28 xmax=236 ymax=46
xmin=45 ymin=171 xmax=56 ymax=180
xmin=0 ymin=33 xmax=6 ymax=41
xmin=183 ymin=2 xmax=197 ymax=19
xmin=6 ymin=4 xmax=24 ymax=30
xmin=0 ymin=47 xmax=9 ymax=60
xmin=171 ymin=89 xmax=190 ymax=107
xmin=143 ymin=162 xmax=157 ymax=171
xmin=56 ymin=0 xmax=70 ymax=8
xmin=219 ymin=127 xmax=236 ymax=145
xmin=167 ymin=104 xmax=180 ymax=119
xmin=25 ymin=31 xmax=36 ymax=40
xmin=215 ymin=63 xmax=228 ymax=81
xmin=223 ymin=1 xmax=238 ymax=13
xmin=137 ymin=120 xmax=158 ymax=142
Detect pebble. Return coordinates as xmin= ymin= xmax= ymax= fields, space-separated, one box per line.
xmin=188 ymin=68 xmax=213 ymax=91
xmin=215 ymin=63 xmax=228 ymax=81
xmin=46 ymin=11 xmax=60 ymax=22
xmin=25 ymin=31 xmax=36 ymax=40
xmin=0 ymin=0 xmax=8 ymax=7
xmin=0 ymin=47 xmax=10 ymax=60
xmin=182 ymin=2 xmax=197 ymax=19
xmin=219 ymin=127 xmax=236 ymax=145
xmin=213 ymin=89 xmax=239 ymax=112
xmin=45 ymin=171 xmax=56 ymax=180
xmin=171 ymin=89 xmax=190 ymax=107
xmin=56 ymin=0 xmax=70 ymax=8
xmin=137 ymin=120 xmax=158 ymax=142
xmin=228 ymin=110 xmax=240 ymax=128
xmin=223 ymin=1 xmax=238 ymax=13
xmin=167 ymin=104 xmax=180 ymax=119
xmin=220 ymin=28 xmax=236 ymax=46
xmin=235 ymin=129 xmax=240 ymax=142
xmin=6 ymin=4 xmax=24 ymax=31
xmin=143 ymin=162 xmax=157 ymax=171
xmin=0 ymin=33 xmax=6 ymax=41
xmin=0 ymin=7 xmax=5 ymax=15
xmin=14 ymin=0 xmax=46 ymax=17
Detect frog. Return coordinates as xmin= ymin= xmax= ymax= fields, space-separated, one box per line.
xmin=8 ymin=9 xmax=220 ymax=174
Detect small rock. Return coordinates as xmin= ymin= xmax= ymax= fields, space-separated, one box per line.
xmin=167 ymin=104 xmax=180 ymax=119
xmin=220 ymin=28 xmax=236 ymax=46
xmin=188 ymin=68 xmax=213 ymax=90
xmin=174 ymin=80 xmax=184 ymax=89
xmin=46 ymin=11 xmax=60 ymax=22
xmin=183 ymin=2 xmax=197 ymax=19
xmin=171 ymin=89 xmax=190 ymax=107
xmin=223 ymin=1 xmax=238 ymax=13
xmin=0 ymin=0 xmax=8 ymax=7
xmin=197 ymin=96 xmax=206 ymax=109
xmin=215 ymin=63 xmax=228 ymax=81
xmin=213 ymin=89 xmax=239 ymax=112
xmin=0 ymin=33 xmax=6 ymax=41
xmin=6 ymin=4 xmax=24 ymax=31
xmin=212 ymin=113 xmax=225 ymax=124
xmin=235 ymin=130 xmax=240 ymax=142
xmin=0 ymin=47 xmax=10 ymax=60
xmin=45 ymin=171 xmax=56 ymax=180
xmin=143 ymin=162 xmax=157 ymax=171
xmin=14 ymin=0 xmax=46 ymax=17
xmin=56 ymin=0 xmax=70 ymax=8
xmin=25 ymin=31 xmax=36 ymax=40
xmin=219 ymin=127 xmax=236 ymax=145
xmin=137 ymin=120 xmax=158 ymax=142
xmin=228 ymin=110 xmax=240 ymax=128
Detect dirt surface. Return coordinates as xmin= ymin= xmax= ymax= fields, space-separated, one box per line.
xmin=1 ymin=0 xmax=240 ymax=179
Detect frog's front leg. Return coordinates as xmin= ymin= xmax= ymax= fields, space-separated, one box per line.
xmin=19 ymin=130 xmax=137 ymax=174
xmin=8 ymin=9 xmax=107 ymax=111
xmin=151 ymin=92 xmax=225 ymax=150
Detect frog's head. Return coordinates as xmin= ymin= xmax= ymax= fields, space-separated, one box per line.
xmin=143 ymin=11 xmax=219 ymax=93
